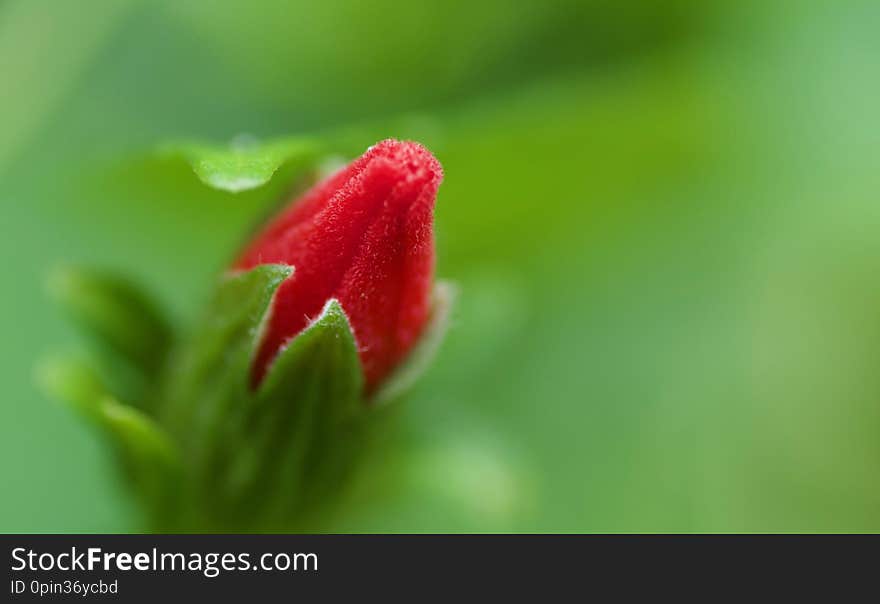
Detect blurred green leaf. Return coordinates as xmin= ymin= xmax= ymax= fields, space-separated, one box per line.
xmin=35 ymin=355 xmax=108 ymax=421
xmin=99 ymin=397 xmax=181 ymax=521
xmin=46 ymin=266 xmax=173 ymax=379
xmin=161 ymin=136 xmax=319 ymax=193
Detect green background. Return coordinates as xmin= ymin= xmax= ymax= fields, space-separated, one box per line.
xmin=3 ymin=0 xmax=880 ymax=532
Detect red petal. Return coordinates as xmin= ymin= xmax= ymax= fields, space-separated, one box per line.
xmin=235 ymin=140 xmax=442 ymax=392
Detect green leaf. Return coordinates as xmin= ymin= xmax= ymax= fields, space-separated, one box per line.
xmin=372 ymin=281 xmax=456 ymax=404
xmin=46 ymin=266 xmax=172 ymax=378
xmin=161 ymin=136 xmax=320 ymax=193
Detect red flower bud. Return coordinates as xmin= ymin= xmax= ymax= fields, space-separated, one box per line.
xmin=235 ymin=139 xmax=443 ymax=393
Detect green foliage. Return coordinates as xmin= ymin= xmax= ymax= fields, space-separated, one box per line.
xmin=41 ymin=260 xmax=455 ymax=530
xmin=161 ymin=137 xmax=319 ymax=193
xmin=160 ymin=265 xmax=362 ymax=529
xmin=7 ymin=0 xmax=880 ymax=533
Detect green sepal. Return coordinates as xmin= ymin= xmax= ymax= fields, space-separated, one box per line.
xmin=215 ymin=299 xmax=367 ymax=528
xmin=160 ymin=265 xmax=367 ymax=529
xmin=160 ymin=264 xmax=292 ymax=466
xmin=160 ymin=137 xmax=319 ymax=193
